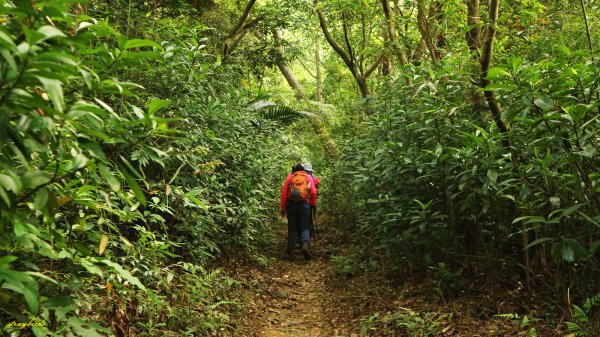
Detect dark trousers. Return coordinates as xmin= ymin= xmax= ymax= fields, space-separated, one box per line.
xmin=286 ymin=201 xmax=310 ymax=253
xmin=297 ymin=206 xmax=315 ymax=239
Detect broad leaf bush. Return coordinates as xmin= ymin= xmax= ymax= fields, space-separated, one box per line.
xmin=0 ymin=1 xmax=299 ymax=335
xmin=327 ymin=48 xmax=600 ymax=299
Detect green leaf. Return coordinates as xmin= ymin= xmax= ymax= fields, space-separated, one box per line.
xmin=557 ymin=45 xmax=571 ymax=56
xmin=486 ymin=66 xmax=511 ymax=78
xmin=0 ymin=269 xmax=39 ymax=314
xmin=0 ymin=255 xmax=18 ymax=267
xmin=35 ymin=25 xmax=65 ymax=43
xmin=81 ymin=141 xmax=106 ymax=162
xmin=26 ymin=271 xmax=58 ymax=285
xmin=564 ymin=322 xmax=581 ymax=332
xmin=123 ymin=39 xmax=161 ymax=50
xmin=0 ymin=49 xmax=18 ymax=74
xmin=95 ymin=259 xmax=146 ymax=290
xmin=487 ymin=169 xmax=498 ymax=184
xmin=42 ymin=297 xmax=77 ymax=322
xmin=0 ymin=173 xmax=22 ymax=193
xmin=118 ymin=167 xmax=146 ymax=206
xmin=79 ymin=258 xmax=103 ymax=277
xmin=98 ymin=164 xmax=120 ymax=192
xmin=561 ymin=204 xmax=584 ymax=218
xmin=0 ymin=29 xmax=16 ymax=50
xmin=512 ymin=215 xmax=546 ymax=224
xmin=77 ymin=21 xmax=95 ymax=32
xmin=148 ymin=99 xmax=171 ymax=115
xmin=572 ymin=305 xmax=588 ymax=322
xmin=533 ymin=97 xmax=554 ymax=110
xmin=522 ymin=237 xmax=554 ymax=251
xmin=554 ymin=239 xmax=587 ymax=263
xmin=576 ymin=146 xmax=596 ymax=158
xmin=33 ymin=187 xmax=49 ymax=211
xmin=35 ymin=76 xmax=64 ymax=112
xmin=21 ymin=170 xmax=51 ymax=189
xmin=13 ymin=0 xmax=34 ymax=15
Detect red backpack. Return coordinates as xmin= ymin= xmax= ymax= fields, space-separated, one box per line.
xmin=287 ymin=171 xmax=310 ymax=203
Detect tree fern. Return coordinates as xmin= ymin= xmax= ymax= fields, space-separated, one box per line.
xmin=247 ymin=100 xmax=313 ymax=125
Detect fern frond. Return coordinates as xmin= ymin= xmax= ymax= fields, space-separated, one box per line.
xmin=247 ymin=100 xmax=278 ymax=111
xmin=572 ymin=305 xmax=589 ymax=322
xmin=247 ymin=100 xmax=313 ymax=125
xmin=583 ymin=292 xmax=600 ymax=312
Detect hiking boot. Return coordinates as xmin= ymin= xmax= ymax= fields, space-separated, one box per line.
xmin=301 ymin=242 xmax=311 ymax=260
xmin=285 ymin=250 xmax=294 ymax=261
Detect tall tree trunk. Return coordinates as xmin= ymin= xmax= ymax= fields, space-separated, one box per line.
xmin=221 ymin=0 xmax=258 ymax=60
xmin=462 ymin=0 xmax=483 ymax=254
xmin=479 ymin=0 xmax=509 ymax=137
xmin=380 ymin=0 xmax=409 ymax=67
xmin=272 ymin=29 xmax=340 ymax=159
xmin=412 ymin=39 xmax=427 ymax=65
xmin=315 ymin=39 xmax=323 ymax=103
xmin=466 ymin=0 xmax=483 ymax=110
xmin=416 ymin=0 xmax=439 ymax=65
xmin=413 ymin=2 xmax=442 ymax=65
xmin=315 ymin=0 xmax=382 ymax=98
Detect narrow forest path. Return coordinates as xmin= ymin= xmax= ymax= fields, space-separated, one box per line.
xmin=232 ymin=217 xmax=568 ymax=337
xmin=237 ymin=220 xmax=364 ymax=337
xmin=253 ymin=255 xmax=337 ymax=337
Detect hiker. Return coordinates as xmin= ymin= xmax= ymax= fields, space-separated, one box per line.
xmin=280 ymin=163 xmax=317 ymax=260
xmin=301 ymin=162 xmax=319 ymax=238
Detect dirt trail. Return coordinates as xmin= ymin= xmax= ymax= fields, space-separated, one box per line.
xmin=234 ymin=219 xmax=568 ymax=337
xmin=253 ymin=253 xmax=340 ymax=337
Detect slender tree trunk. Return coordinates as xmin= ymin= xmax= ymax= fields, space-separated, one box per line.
xmin=272 ymin=29 xmax=340 ymax=159
xmin=462 ymin=0 xmax=483 ymax=254
xmin=433 ymin=2 xmax=446 ymax=54
xmin=380 ymin=0 xmax=409 ymax=67
xmin=221 ymin=0 xmax=258 ymax=60
xmin=479 ymin=0 xmax=509 ymax=136
xmin=416 ymin=0 xmax=439 ymax=65
xmin=315 ymin=0 xmax=382 ymax=98
xmin=315 ymin=39 xmax=323 ymax=103
xmin=466 ymin=0 xmax=483 ymax=110
xmin=412 ymin=39 xmax=427 ymax=65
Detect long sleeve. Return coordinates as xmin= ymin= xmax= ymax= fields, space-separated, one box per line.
xmin=280 ymin=174 xmax=292 ymax=211
xmin=307 ymin=175 xmax=317 ymax=206
xmin=313 ymin=176 xmax=319 ymax=204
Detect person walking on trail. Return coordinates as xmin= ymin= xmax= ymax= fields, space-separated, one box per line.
xmin=280 ymin=163 xmax=317 ymax=260
xmin=301 ymin=162 xmax=319 ymax=239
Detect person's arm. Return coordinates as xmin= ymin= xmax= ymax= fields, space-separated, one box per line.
xmin=307 ymin=175 xmax=317 ymax=207
xmin=280 ymin=174 xmax=292 ymax=215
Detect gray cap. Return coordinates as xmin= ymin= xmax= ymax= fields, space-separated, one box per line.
xmin=302 ymin=162 xmax=313 ymax=172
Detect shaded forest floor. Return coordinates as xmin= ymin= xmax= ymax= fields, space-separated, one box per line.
xmin=224 ymin=216 xmax=570 ymax=337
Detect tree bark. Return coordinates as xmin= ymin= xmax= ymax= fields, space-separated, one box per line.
xmin=380 ymin=0 xmax=409 ymax=67
xmin=315 ymin=39 xmax=323 ymax=103
xmin=416 ymin=0 xmax=439 ymax=65
xmin=315 ymin=0 xmax=382 ymax=98
xmin=466 ymin=0 xmax=481 ymax=54
xmin=479 ymin=0 xmax=509 ymax=136
xmin=221 ymin=0 xmax=258 ymax=60
xmin=272 ymin=29 xmax=340 ymax=159
xmin=466 ymin=0 xmax=483 ymax=110
xmin=273 ymin=29 xmax=305 ymax=100
xmin=315 ymin=4 xmax=368 ymax=97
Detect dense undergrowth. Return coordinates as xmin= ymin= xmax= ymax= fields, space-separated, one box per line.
xmin=0 ymin=1 xmax=308 ymax=335
xmin=323 ymin=22 xmax=600 ymax=337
